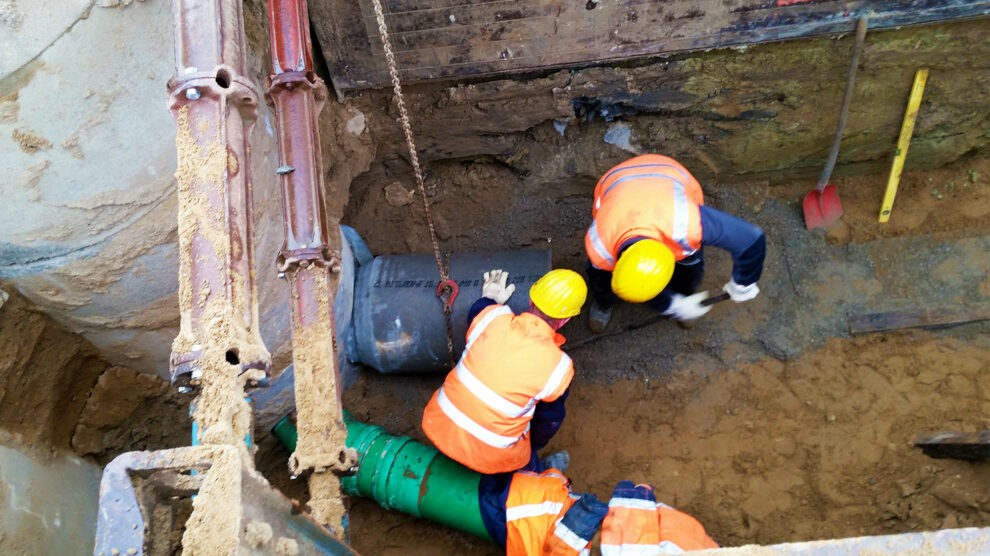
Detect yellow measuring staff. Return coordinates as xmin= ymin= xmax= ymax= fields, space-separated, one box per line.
xmin=879 ymin=69 xmax=929 ymax=223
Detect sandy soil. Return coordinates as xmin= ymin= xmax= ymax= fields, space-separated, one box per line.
xmin=0 ymin=286 xmax=107 ymax=453
xmin=760 ymin=156 xmax=990 ymax=246
xmin=327 ymin=153 xmax=990 ymax=553
xmin=332 ymin=329 xmax=990 ymax=555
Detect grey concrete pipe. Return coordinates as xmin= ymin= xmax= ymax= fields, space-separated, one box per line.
xmin=348 ymin=249 xmax=551 ymax=374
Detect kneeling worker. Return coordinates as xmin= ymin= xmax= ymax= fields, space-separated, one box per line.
xmin=479 ymin=468 xmax=719 ymax=555
xmin=585 ymin=153 xmax=766 ymax=332
xmin=422 ymin=268 xmax=587 ymax=475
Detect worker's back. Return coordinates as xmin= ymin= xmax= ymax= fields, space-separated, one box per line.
xmin=587 ymin=154 xmax=706 ymax=270
xmin=422 ymin=304 xmax=573 ymax=474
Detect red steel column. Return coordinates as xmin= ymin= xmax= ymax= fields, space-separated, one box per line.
xmin=266 ymin=0 xmax=355 ymax=534
xmin=167 ymin=0 xmax=271 ymax=447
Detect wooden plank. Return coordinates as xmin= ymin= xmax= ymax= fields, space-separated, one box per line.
xmin=365 ymin=18 xmax=557 ymax=55
xmin=847 ymin=306 xmax=990 ymax=334
xmin=915 ymin=431 xmax=990 ymax=461
xmin=311 ymin=0 xmax=990 ymax=91
xmin=362 ymin=1 xmax=548 ymax=35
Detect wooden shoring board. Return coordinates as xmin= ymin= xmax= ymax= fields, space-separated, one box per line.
xmin=848 ymin=306 xmax=990 ymax=334
xmin=310 ymin=0 xmax=990 ymax=92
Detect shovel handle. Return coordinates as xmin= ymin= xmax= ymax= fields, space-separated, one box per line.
xmin=701 ymin=293 xmax=731 ymax=306
xmin=817 ymin=15 xmax=868 ymax=191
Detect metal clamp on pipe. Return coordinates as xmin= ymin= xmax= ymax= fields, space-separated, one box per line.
xmin=266 ymin=70 xmax=328 ymax=106
xmin=276 ymin=246 xmax=342 ymax=275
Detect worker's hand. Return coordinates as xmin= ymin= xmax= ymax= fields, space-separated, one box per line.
xmin=664 ymin=292 xmax=713 ymax=321
xmin=482 ymin=269 xmax=515 ymax=304
xmin=723 ymin=280 xmax=760 ymax=303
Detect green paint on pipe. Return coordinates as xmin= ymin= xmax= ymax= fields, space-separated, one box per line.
xmin=272 ymin=412 xmax=493 ymax=542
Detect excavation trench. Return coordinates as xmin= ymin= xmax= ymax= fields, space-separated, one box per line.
xmin=0 ymin=6 xmax=989 ymax=554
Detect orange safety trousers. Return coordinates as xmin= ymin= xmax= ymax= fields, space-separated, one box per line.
xmin=505 ymin=470 xmax=580 ymax=556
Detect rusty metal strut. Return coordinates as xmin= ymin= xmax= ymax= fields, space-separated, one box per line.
xmin=168 ymin=0 xmax=272 ymax=388
xmin=266 ymin=0 xmax=357 ymax=535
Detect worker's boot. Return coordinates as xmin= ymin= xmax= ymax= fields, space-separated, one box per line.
xmin=588 ymin=301 xmax=614 ymax=334
xmin=540 ymin=451 xmax=571 ymax=473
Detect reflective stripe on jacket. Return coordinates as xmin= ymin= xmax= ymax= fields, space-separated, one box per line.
xmin=422 ymin=304 xmax=574 ymax=474
xmin=601 ymin=482 xmax=718 ymax=555
xmin=506 ymin=470 xmax=577 ymax=556
xmin=585 ymin=154 xmax=705 ymax=271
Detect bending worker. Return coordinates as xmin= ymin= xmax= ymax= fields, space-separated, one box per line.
xmin=585 ymin=153 xmax=766 ymax=332
xmin=479 ymin=468 xmax=719 ymax=555
xmin=422 ymin=269 xmax=587 ymax=475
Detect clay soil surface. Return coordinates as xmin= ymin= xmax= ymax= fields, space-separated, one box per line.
xmin=767 ymin=156 xmax=990 ymax=246
xmin=336 ymin=329 xmax=990 ymax=555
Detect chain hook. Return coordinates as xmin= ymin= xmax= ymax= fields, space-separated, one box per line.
xmin=371 ymin=0 xmax=457 ymax=362
xmin=436 ymin=279 xmax=458 ymax=312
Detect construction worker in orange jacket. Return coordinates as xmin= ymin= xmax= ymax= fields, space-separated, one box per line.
xmin=478 ymin=469 xmax=719 ymax=555
xmin=422 ymin=268 xmax=588 ymax=475
xmin=585 ymin=154 xmax=766 ymax=332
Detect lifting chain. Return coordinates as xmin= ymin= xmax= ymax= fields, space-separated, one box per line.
xmin=369 ymin=0 xmax=457 ymax=363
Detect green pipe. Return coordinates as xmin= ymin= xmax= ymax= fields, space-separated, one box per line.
xmin=272 ymin=412 xmax=492 ymax=542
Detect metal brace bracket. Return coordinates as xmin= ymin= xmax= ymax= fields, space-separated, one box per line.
xmin=276 ymin=246 xmax=342 ymax=275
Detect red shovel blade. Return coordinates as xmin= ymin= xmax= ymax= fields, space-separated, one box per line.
xmin=803 ymin=184 xmax=844 ymax=230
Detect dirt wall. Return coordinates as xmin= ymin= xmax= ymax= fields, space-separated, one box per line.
xmin=0 ymin=282 xmax=186 ymax=464
xmin=338 ymin=18 xmax=990 ymax=181
xmin=0 ymin=284 xmax=105 ymax=452
xmin=337 ymin=19 xmax=990 ymax=260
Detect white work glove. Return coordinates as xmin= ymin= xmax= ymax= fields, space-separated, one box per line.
xmin=482 ymin=269 xmax=515 ymax=304
xmin=723 ymin=279 xmax=760 ymax=303
xmin=663 ymin=292 xmax=713 ymax=321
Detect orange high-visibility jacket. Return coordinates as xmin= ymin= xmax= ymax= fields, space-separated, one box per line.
xmin=601 ymin=483 xmax=718 ymax=554
xmin=585 ymin=154 xmax=705 ymax=271
xmin=505 ymin=470 xmax=580 ymax=556
xmin=422 ymin=304 xmax=574 ymax=474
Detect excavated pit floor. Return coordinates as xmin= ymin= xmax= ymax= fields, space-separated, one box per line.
xmin=258 ymin=155 xmax=990 ymax=555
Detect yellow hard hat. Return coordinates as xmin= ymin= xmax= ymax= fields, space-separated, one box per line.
xmin=611 ymin=240 xmax=675 ymax=303
xmin=529 ymin=269 xmax=588 ymax=319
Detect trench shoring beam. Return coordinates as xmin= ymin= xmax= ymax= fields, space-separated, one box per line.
xmin=93 ymin=0 xmax=354 ymax=553
xmin=265 ymin=0 xmax=356 ymax=535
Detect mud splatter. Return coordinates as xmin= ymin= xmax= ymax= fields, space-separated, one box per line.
xmin=61 ymin=132 xmax=85 ymax=160
xmin=244 ymin=520 xmax=273 ymax=548
xmin=0 ymin=91 xmax=19 ymax=123
xmin=181 ymin=446 xmax=242 ymax=556
xmin=285 ymin=266 xmax=350 ymax=532
xmin=12 ymin=128 xmax=52 ymax=154
xmin=18 ymin=159 xmax=49 ymax=201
